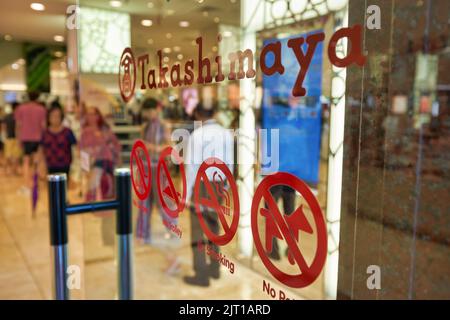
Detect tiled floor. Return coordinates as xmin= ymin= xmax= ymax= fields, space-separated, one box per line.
xmin=0 ymin=173 xmax=305 ymax=300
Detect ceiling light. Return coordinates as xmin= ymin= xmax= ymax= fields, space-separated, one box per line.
xmin=173 ymin=46 xmax=181 ymax=52
xmin=163 ymin=56 xmax=169 ymax=63
xmin=109 ymin=1 xmax=122 ymax=8
xmin=4 ymin=34 xmax=13 ymax=41
xmin=147 ymin=2 xmax=154 ymax=9
xmin=223 ymin=31 xmax=232 ymax=38
xmin=197 ymin=0 xmax=205 ymax=3
xmin=177 ymin=54 xmax=183 ymax=60
xmin=53 ymin=35 xmax=65 ymax=42
xmin=147 ymin=38 xmax=154 ymax=45
xmin=17 ymin=58 xmax=26 ymax=65
xmin=214 ymin=17 xmax=220 ymax=23
xmin=202 ymin=11 xmax=209 ymax=17
xmin=54 ymin=51 xmax=64 ymax=58
xmin=212 ymin=46 xmax=218 ymax=52
xmin=166 ymin=33 xmax=172 ymax=39
xmin=163 ymin=47 xmax=172 ymax=53
xmin=30 ymin=3 xmax=45 ymax=11
xmin=166 ymin=9 xmax=175 ymax=15
xmin=141 ymin=19 xmax=153 ymax=27
xmin=11 ymin=63 xmax=19 ymax=70
xmin=179 ymin=21 xmax=189 ymax=28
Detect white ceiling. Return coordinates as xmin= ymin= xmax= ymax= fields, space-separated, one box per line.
xmin=0 ymin=0 xmax=241 ymax=90
xmin=0 ymin=0 xmax=240 ymax=49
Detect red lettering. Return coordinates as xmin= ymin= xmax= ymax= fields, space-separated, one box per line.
xmin=147 ymin=68 xmax=157 ymax=89
xmin=170 ymin=63 xmax=183 ymax=87
xmin=287 ymin=32 xmax=325 ymax=97
xmin=184 ymin=59 xmax=194 ymax=85
xmin=196 ymin=37 xmax=213 ymax=84
xmin=260 ymin=41 xmax=284 ymax=76
xmin=215 ymin=56 xmax=225 ymax=82
xmin=157 ymin=50 xmax=169 ymax=88
xmin=328 ymin=24 xmax=366 ymax=68
xmin=137 ymin=54 xmax=149 ymax=90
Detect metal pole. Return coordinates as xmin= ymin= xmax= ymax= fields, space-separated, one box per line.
xmin=114 ymin=168 xmax=133 ymax=300
xmin=48 ymin=173 xmax=69 ymax=300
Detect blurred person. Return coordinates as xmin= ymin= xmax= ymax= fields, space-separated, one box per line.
xmin=38 ymin=106 xmax=77 ymax=177
xmin=14 ymin=91 xmax=47 ymax=194
xmin=3 ymin=102 xmax=22 ymax=175
xmin=79 ymin=106 xmax=121 ymax=246
xmin=183 ymin=103 xmax=234 ymax=287
xmin=63 ymin=101 xmax=84 ymax=194
xmin=135 ymin=98 xmax=181 ymax=274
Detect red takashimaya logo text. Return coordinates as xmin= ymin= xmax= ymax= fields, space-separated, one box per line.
xmin=118 ymin=24 xmax=366 ymax=102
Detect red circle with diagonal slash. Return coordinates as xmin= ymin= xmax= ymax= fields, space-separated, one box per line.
xmin=130 ymin=140 xmax=151 ymax=200
xmin=251 ymin=172 xmax=327 ymax=288
xmin=194 ymin=157 xmax=239 ymax=246
xmin=156 ymin=146 xmax=186 ymax=219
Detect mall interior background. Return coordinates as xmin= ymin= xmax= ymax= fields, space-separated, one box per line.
xmin=0 ymin=0 xmax=448 ymax=300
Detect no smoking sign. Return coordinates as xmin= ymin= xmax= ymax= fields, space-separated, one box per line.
xmin=194 ymin=157 xmax=239 ymax=246
xmin=251 ymin=172 xmax=327 ymax=288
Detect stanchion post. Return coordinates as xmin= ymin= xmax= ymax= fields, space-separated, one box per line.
xmin=115 ymin=168 xmax=133 ymax=300
xmin=48 ymin=173 xmax=69 ymax=300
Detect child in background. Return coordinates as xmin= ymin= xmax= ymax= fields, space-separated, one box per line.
xmin=39 ymin=106 xmax=77 ymax=177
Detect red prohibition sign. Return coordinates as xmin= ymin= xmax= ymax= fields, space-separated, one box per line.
xmin=130 ymin=140 xmax=152 ymax=200
xmin=156 ymin=146 xmax=186 ymax=219
xmin=251 ymin=172 xmax=327 ymax=288
xmin=194 ymin=157 xmax=239 ymax=246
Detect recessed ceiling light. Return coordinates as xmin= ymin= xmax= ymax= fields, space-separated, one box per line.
xmin=11 ymin=63 xmax=19 ymax=70
xmin=179 ymin=21 xmax=189 ymax=28
xmin=163 ymin=56 xmax=169 ymax=63
xmin=202 ymin=11 xmax=209 ymax=17
xmin=141 ymin=19 xmax=153 ymax=27
xmin=212 ymin=46 xmax=218 ymax=52
xmin=147 ymin=2 xmax=154 ymax=9
xmin=4 ymin=34 xmax=13 ymax=41
xmin=223 ymin=31 xmax=232 ymax=38
xmin=177 ymin=54 xmax=183 ymax=60
xmin=166 ymin=33 xmax=172 ymax=39
xmin=109 ymin=0 xmax=122 ymax=8
xmin=17 ymin=58 xmax=26 ymax=65
xmin=214 ymin=17 xmax=220 ymax=23
xmin=54 ymin=51 xmax=64 ymax=58
xmin=230 ymin=0 xmax=237 ymax=3
xmin=163 ymin=47 xmax=172 ymax=54
xmin=166 ymin=9 xmax=175 ymax=15
xmin=30 ymin=3 xmax=45 ymax=11
xmin=53 ymin=35 xmax=65 ymax=42
xmin=173 ymin=46 xmax=181 ymax=52
xmin=197 ymin=0 xmax=204 ymax=3
xmin=147 ymin=38 xmax=154 ymax=45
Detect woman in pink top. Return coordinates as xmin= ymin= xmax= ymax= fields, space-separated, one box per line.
xmin=79 ymin=107 xmax=121 ymax=246
xmin=80 ymin=107 xmax=121 ymax=201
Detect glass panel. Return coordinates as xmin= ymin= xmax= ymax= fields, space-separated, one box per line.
xmin=1 ymin=0 xmax=448 ymax=301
